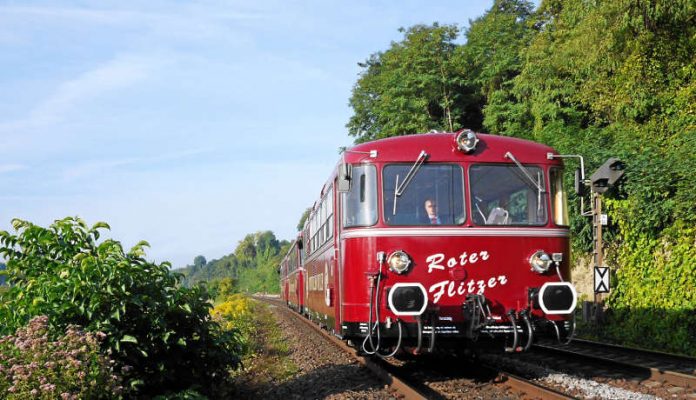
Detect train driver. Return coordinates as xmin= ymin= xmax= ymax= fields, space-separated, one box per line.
xmin=423 ymin=198 xmax=441 ymax=225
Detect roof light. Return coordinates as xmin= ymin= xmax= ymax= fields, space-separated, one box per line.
xmin=455 ymin=129 xmax=479 ymax=153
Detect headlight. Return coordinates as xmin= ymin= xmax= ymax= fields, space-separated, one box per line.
xmin=529 ymin=250 xmax=552 ymax=274
xmin=387 ymin=250 xmax=411 ymax=274
xmin=455 ymin=129 xmax=479 ymax=153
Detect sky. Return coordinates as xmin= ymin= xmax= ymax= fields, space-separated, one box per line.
xmin=0 ymin=0 xmax=497 ymax=268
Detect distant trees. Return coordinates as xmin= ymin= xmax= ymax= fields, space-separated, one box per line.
xmin=177 ymin=231 xmax=288 ymax=296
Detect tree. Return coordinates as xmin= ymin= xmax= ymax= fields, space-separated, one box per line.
xmin=463 ymin=0 xmax=535 ymax=136
xmin=193 ymin=255 xmax=207 ymax=269
xmin=347 ymin=24 xmax=480 ymax=142
xmin=297 ymin=207 xmax=311 ymax=231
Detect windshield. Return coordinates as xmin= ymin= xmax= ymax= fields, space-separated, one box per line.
xmin=469 ymin=164 xmax=548 ymax=226
xmin=383 ymin=164 xmax=464 ymax=226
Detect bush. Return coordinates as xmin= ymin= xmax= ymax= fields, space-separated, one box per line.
xmin=211 ymin=294 xmax=256 ymax=356
xmin=0 ymin=316 xmax=124 ymax=399
xmin=0 ymin=217 xmax=242 ymax=397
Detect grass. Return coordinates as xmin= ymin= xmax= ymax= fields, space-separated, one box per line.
xmin=230 ymin=300 xmax=299 ymax=394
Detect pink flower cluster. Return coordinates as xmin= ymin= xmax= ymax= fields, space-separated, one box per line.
xmin=0 ymin=316 xmax=126 ymax=399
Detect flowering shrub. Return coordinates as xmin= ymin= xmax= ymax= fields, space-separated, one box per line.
xmin=212 ymin=295 xmax=256 ymax=355
xmin=0 ymin=217 xmax=242 ymax=397
xmin=0 ymin=316 xmax=124 ymax=399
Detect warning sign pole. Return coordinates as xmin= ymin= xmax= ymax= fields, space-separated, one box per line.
xmin=591 ymin=192 xmax=609 ymax=323
xmin=593 ymin=193 xmax=604 ymax=302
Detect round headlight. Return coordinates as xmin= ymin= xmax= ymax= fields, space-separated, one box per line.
xmin=387 ymin=250 xmax=411 ymax=274
xmin=529 ymin=250 xmax=552 ymax=274
xmin=455 ymin=129 xmax=479 ymax=153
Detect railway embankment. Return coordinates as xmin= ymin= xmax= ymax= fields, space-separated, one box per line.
xmin=231 ymin=298 xmax=395 ymax=399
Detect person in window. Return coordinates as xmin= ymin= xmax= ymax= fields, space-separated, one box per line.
xmin=423 ymin=198 xmax=441 ymax=225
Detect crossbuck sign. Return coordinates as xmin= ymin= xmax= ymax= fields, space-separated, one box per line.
xmin=594 ymin=266 xmax=610 ymax=294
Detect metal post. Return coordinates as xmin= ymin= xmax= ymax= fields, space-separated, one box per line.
xmin=592 ymin=193 xmax=604 ymax=322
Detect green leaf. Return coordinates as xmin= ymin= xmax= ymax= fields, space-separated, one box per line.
xmin=120 ymin=335 xmax=138 ymax=344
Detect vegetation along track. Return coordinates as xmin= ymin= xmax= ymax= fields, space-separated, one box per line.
xmin=254 ymin=295 xmax=580 ymax=399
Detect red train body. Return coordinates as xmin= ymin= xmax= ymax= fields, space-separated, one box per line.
xmin=283 ymin=131 xmax=577 ymax=354
xmin=279 ymin=238 xmax=304 ymax=313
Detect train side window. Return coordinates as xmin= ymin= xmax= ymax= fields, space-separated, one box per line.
xmin=343 ymin=165 xmax=377 ymax=228
xmin=550 ymin=168 xmax=569 ymax=226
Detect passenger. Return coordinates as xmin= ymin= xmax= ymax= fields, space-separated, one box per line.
xmin=423 ymin=198 xmax=441 ymax=225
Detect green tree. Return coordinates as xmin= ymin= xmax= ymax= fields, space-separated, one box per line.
xmin=297 ymin=207 xmax=311 ymax=231
xmin=463 ymin=0 xmax=535 ymax=136
xmin=347 ymin=24 xmax=480 ymax=142
xmin=193 ymin=255 xmax=207 ymax=269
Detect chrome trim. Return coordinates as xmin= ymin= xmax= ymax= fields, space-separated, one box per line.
xmin=341 ymin=227 xmax=570 ymax=239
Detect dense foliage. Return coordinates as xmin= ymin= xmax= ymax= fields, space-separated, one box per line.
xmin=177 ymin=231 xmax=288 ymax=296
xmin=347 ymin=0 xmax=695 ymax=354
xmin=0 ymin=217 xmax=241 ymax=397
xmin=0 ymin=316 xmax=124 ymax=399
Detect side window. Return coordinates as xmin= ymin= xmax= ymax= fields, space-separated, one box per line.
xmin=342 ymin=165 xmax=377 ymax=228
xmin=550 ymin=168 xmax=569 ymax=226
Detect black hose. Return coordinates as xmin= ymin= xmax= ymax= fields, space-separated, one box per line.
xmin=505 ymin=311 xmax=519 ymax=353
xmin=428 ymin=312 xmax=437 ymax=353
xmin=521 ymin=312 xmax=534 ymax=351
xmin=415 ymin=315 xmax=423 ymax=354
xmin=362 ymin=284 xmax=378 ymax=354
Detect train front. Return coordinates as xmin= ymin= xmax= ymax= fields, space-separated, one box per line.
xmin=339 ymin=131 xmax=577 ymax=355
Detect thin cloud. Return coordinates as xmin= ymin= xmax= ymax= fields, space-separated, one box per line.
xmin=0 ymin=4 xmax=269 ymax=43
xmin=0 ymin=54 xmax=161 ymax=141
xmin=61 ymin=148 xmax=213 ymax=181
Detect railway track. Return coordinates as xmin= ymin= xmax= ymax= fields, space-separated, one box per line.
xmin=254 ymin=296 xmax=578 ymax=399
xmin=527 ymin=338 xmax=696 ymax=397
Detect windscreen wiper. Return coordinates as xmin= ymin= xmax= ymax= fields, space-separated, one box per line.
xmin=504 ymin=151 xmax=546 ymax=214
xmin=392 ymin=150 xmax=428 ymax=215
xmin=504 ymin=151 xmax=544 ymax=193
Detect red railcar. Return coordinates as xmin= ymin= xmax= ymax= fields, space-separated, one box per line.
xmin=279 ymin=238 xmax=304 ymax=312
xmin=297 ymin=131 xmax=577 ymax=354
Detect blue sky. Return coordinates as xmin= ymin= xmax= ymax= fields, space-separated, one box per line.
xmin=0 ymin=0 xmax=497 ymax=268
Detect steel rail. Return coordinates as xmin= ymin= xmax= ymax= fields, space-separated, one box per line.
xmin=497 ymin=370 xmax=578 ymax=400
xmin=533 ymin=341 xmax=696 ymax=389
